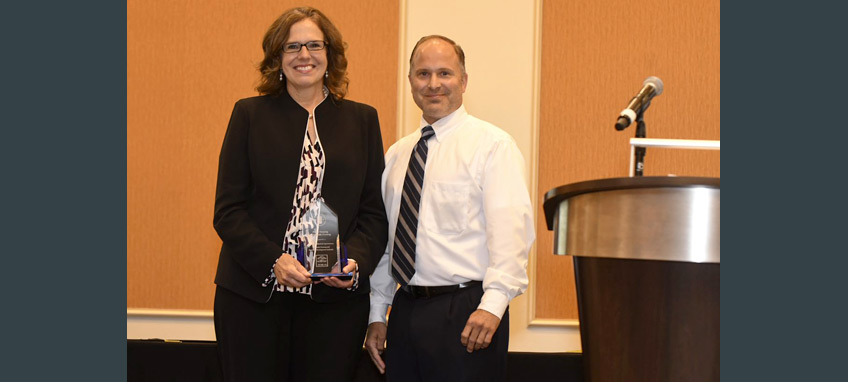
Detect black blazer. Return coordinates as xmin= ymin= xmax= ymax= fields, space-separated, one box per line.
xmin=213 ymin=92 xmax=388 ymax=303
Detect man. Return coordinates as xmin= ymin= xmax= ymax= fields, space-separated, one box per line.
xmin=365 ymin=35 xmax=535 ymax=381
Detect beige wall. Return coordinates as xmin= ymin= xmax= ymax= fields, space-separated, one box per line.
xmin=127 ymin=0 xmax=399 ymax=310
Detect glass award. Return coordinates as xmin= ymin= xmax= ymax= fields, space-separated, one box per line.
xmin=300 ymin=197 xmax=352 ymax=280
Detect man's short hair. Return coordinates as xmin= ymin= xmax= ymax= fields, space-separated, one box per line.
xmin=408 ymin=35 xmax=466 ymax=75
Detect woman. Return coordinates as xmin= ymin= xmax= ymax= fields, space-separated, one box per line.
xmin=212 ymin=7 xmax=388 ymax=381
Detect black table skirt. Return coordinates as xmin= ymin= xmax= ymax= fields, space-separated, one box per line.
xmin=127 ymin=339 xmax=583 ymax=382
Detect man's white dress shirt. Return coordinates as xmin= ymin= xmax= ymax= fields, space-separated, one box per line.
xmin=369 ymin=105 xmax=535 ymax=323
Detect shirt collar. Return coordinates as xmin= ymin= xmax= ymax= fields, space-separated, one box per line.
xmin=418 ymin=105 xmax=467 ymax=142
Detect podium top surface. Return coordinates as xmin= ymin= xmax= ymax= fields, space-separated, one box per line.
xmin=543 ymin=176 xmax=720 ymax=230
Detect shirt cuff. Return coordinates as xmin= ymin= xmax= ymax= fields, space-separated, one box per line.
xmin=477 ymin=289 xmax=510 ymax=320
xmin=368 ymin=303 xmax=391 ymax=324
xmin=261 ymin=255 xmax=282 ymax=287
xmin=346 ymin=260 xmax=360 ymax=291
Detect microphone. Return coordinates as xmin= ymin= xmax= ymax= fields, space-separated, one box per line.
xmin=614 ymin=76 xmax=664 ymax=131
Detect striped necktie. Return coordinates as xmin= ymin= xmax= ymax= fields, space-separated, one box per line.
xmin=391 ymin=125 xmax=435 ymax=287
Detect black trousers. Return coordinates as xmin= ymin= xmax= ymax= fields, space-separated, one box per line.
xmin=385 ymin=284 xmax=509 ymax=382
xmin=213 ymin=286 xmax=369 ymax=382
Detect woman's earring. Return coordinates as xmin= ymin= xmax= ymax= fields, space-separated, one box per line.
xmin=324 ymin=71 xmax=329 ymax=79
xmin=279 ymin=69 xmax=283 ymax=82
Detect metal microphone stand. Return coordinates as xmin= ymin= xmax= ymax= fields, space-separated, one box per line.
xmin=633 ymin=101 xmax=650 ymax=176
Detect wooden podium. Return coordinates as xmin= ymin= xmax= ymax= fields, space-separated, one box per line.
xmin=543 ymin=177 xmax=719 ymax=382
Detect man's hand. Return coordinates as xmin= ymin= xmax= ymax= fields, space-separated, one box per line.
xmin=460 ymin=309 xmax=500 ymax=353
xmin=364 ymin=322 xmax=388 ymax=374
xmin=273 ymin=254 xmax=311 ymax=288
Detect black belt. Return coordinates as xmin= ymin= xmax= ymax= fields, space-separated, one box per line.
xmin=401 ymin=281 xmax=482 ymax=299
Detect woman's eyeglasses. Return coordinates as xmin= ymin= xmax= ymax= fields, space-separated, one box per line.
xmin=283 ymin=41 xmax=327 ymax=53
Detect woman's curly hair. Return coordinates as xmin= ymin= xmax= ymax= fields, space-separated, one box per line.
xmin=256 ymin=7 xmax=349 ymax=99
